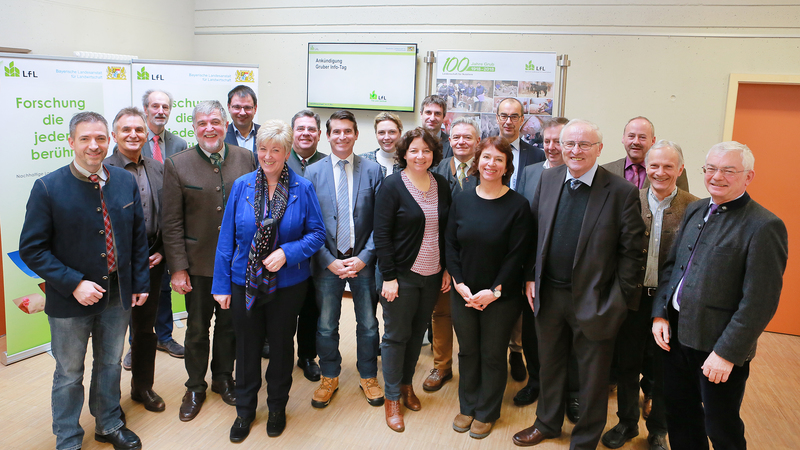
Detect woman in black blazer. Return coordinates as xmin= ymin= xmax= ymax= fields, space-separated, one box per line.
xmin=373 ymin=127 xmax=451 ymax=433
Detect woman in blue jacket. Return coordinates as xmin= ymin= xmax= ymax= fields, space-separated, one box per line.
xmin=212 ymin=119 xmax=325 ymax=442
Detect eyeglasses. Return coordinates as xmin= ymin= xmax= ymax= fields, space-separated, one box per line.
xmin=497 ymin=113 xmax=522 ymax=122
xmin=229 ymin=105 xmax=254 ymax=113
xmin=561 ymin=141 xmax=600 ymax=151
xmin=701 ymin=165 xmax=746 ymax=177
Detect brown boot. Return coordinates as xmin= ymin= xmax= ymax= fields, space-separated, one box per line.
xmin=311 ymin=376 xmax=339 ymax=408
xmin=384 ymin=399 xmax=404 ymax=432
xmin=400 ymin=384 xmax=421 ymax=411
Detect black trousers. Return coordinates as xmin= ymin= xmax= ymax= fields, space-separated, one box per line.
xmin=295 ymin=278 xmax=319 ymax=360
xmin=613 ymin=293 xmax=667 ymax=435
xmin=451 ymin=291 xmax=523 ymax=423
xmin=534 ymin=282 xmax=616 ymax=450
xmin=664 ymin=305 xmax=750 ymax=450
xmin=130 ymin=259 xmax=165 ymax=391
xmin=232 ymin=281 xmax=307 ymax=416
xmin=184 ymin=275 xmax=235 ymax=391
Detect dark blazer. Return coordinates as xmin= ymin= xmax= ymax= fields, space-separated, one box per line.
xmin=603 ymin=156 xmax=690 ymax=192
xmin=440 ymin=130 xmax=453 ymax=160
xmin=304 ymin=153 xmax=383 ymax=275
xmin=432 ymin=156 xmax=479 ymax=198
xmin=224 ymin=123 xmax=261 ymax=153
xmin=527 ymin=165 xmax=646 ymax=340
xmin=142 ymin=129 xmax=187 ymax=160
xmin=515 ymin=139 xmax=545 ymax=188
xmin=516 ymin=161 xmax=546 ymax=206
xmin=652 ymin=193 xmax=788 ymax=366
xmin=637 ymin=187 xmax=698 ymax=310
xmin=19 ymin=163 xmax=150 ymax=318
xmin=105 ymin=150 xmax=164 ymax=254
xmin=287 ymin=148 xmax=326 ymax=176
xmin=162 ymin=144 xmax=257 ymax=277
xmin=373 ymin=171 xmax=451 ymax=281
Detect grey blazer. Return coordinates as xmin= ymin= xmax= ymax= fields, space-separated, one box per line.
xmin=142 ymin=129 xmax=188 ymax=160
xmin=603 ymin=156 xmax=690 ymax=192
xmin=517 ymin=161 xmax=546 ymax=206
xmin=652 ymin=193 xmax=788 ymax=366
xmin=304 ymin=154 xmax=383 ymax=275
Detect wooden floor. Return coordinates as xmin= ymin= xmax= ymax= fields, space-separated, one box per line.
xmin=2 ymin=298 xmax=800 ymax=449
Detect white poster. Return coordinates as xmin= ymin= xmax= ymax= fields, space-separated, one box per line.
xmin=436 ymin=50 xmax=557 ymax=145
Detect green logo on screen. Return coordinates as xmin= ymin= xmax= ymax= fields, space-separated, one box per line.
xmin=137 ymin=66 xmax=149 ymax=80
xmin=4 ymin=61 xmax=20 ymax=77
xmin=525 ymin=60 xmax=546 ymax=72
xmin=369 ymin=91 xmax=386 ymax=102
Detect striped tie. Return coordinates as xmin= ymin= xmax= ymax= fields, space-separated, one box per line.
xmin=336 ymin=160 xmax=350 ymax=255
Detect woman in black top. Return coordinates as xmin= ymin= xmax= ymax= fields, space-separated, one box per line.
xmin=373 ymin=128 xmax=451 ymax=432
xmin=445 ymin=135 xmax=532 ymax=439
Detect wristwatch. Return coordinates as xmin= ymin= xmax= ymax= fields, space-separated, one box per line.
xmin=493 ymin=288 xmax=501 ymax=298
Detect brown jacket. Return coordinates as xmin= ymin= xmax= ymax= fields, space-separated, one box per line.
xmin=162 ymin=144 xmax=257 ymax=277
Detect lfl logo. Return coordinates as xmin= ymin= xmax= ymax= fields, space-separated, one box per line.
xmin=3 ymin=61 xmax=37 ymax=78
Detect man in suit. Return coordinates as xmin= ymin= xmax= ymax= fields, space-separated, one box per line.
xmin=513 ymin=119 xmax=646 ymax=449
xmin=603 ymin=141 xmax=698 ymax=450
xmin=517 ymin=117 xmax=569 ymax=205
xmin=652 ymin=141 xmax=788 ymax=450
xmin=20 ymin=111 xmax=150 ymax=450
xmin=496 ymin=97 xmax=545 ymax=193
xmin=141 ymin=89 xmax=187 ymax=361
xmin=603 ymin=116 xmax=689 ymax=191
xmin=162 ymin=100 xmax=257 ymax=422
xmin=304 ymin=110 xmax=384 ymax=409
xmin=286 ymin=109 xmax=327 ymax=382
xmin=105 ymin=107 xmax=168 ymax=414
xmin=420 ymin=95 xmax=453 ymax=160
xmin=224 ymin=85 xmax=260 ymax=154
xmin=425 ymin=116 xmax=481 ymax=392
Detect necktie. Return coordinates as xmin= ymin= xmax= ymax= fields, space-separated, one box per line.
xmin=569 ymin=178 xmax=582 ymax=191
xmin=631 ymin=164 xmax=643 ymax=189
xmin=336 ymin=160 xmax=351 ymax=255
xmin=209 ymin=152 xmax=222 ymax=167
xmin=89 ymin=174 xmax=117 ymax=273
xmin=152 ymin=135 xmax=163 ymax=163
xmin=676 ymin=203 xmax=718 ymax=305
xmin=457 ymin=162 xmax=467 ymax=188
xmin=301 ymin=158 xmax=308 ymax=171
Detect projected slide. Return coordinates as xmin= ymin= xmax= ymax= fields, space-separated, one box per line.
xmin=307 ymin=43 xmax=417 ymax=112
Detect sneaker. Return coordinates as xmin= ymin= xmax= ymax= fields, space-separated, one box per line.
xmin=156 ymin=339 xmax=185 ymax=358
xmin=122 ymin=348 xmax=132 ymax=371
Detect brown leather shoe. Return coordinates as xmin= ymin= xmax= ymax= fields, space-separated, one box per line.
xmin=642 ymin=394 xmax=653 ymax=420
xmin=211 ymin=379 xmax=237 ymax=406
xmin=384 ymin=399 xmax=404 ymax=432
xmin=422 ymin=368 xmax=453 ymax=392
xmin=453 ymin=413 xmax=473 ymax=433
xmin=400 ymin=384 xmax=421 ymax=411
xmin=470 ymin=419 xmax=494 ymax=439
xmin=311 ymin=376 xmax=339 ymax=408
xmin=131 ymin=388 xmax=166 ymax=412
xmin=179 ymin=391 xmax=206 ymax=422
xmin=513 ymin=426 xmax=555 ymax=446
xmin=359 ymin=377 xmax=385 ymax=406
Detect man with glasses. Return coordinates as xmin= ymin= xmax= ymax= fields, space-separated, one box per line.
xmin=651 ymin=142 xmax=787 ymax=450
xmin=225 ymin=85 xmax=260 ymax=154
xmin=495 ymin=98 xmax=545 ymax=192
xmin=513 ymin=119 xmax=645 ymax=449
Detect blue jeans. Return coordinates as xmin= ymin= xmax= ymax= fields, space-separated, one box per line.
xmin=48 ymin=284 xmax=129 ymax=450
xmin=315 ymin=267 xmax=379 ymax=378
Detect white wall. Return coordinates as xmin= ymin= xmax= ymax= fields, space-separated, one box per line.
xmin=193 ymin=0 xmax=800 ymax=194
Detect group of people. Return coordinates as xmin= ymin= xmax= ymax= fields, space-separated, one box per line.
xmin=19 ymin=89 xmax=787 ymax=450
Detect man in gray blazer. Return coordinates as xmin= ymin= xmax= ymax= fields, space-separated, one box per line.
xmin=162 ymin=100 xmax=257 ymax=422
xmin=224 ymin=85 xmax=260 ymax=154
xmin=496 ymin=98 xmax=545 ymax=191
xmin=106 ymin=107 xmax=167 ymax=413
xmin=304 ymin=110 xmax=384 ymax=409
xmin=603 ymin=116 xmax=689 ymax=191
xmin=513 ymin=119 xmax=646 ymax=450
xmin=652 ymin=141 xmax=787 ymax=450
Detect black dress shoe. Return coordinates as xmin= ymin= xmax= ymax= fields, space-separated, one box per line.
xmin=509 ymin=351 xmax=527 ymax=382
xmin=298 ymin=357 xmax=321 ymax=381
xmin=131 ymin=388 xmax=166 ymax=412
xmin=647 ymin=433 xmax=668 ymax=450
xmin=178 ymin=391 xmax=206 ymax=422
xmin=566 ymin=398 xmax=580 ymax=424
xmin=95 ymin=426 xmax=142 ymax=450
xmin=230 ymin=416 xmax=253 ymax=443
xmin=211 ymin=379 xmax=237 ymax=406
xmin=266 ymin=410 xmax=286 ymax=437
xmin=601 ymin=422 xmax=639 ymax=449
xmin=261 ymin=340 xmax=270 ymax=359
xmin=513 ymin=384 xmax=539 ymax=406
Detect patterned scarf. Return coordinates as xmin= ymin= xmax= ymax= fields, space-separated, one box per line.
xmin=245 ymin=163 xmax=290 ymax=310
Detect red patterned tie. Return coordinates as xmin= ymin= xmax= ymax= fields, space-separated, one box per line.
xmin=89 ymin=174 xmax=117 ymax=273
xmin=152 ymin=135 xmax=163 ymax=163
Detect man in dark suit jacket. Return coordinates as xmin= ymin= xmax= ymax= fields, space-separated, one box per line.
xmin=224 ymin=85 xmax=260 ymax=154
xmin=141 ymin=89 xmax=188 ymax=161
xmin=603 ymin=141 xmax=698 ymax=450
xmin=304 ymin=110 xmax=384 ymax=409
xmin=106 ymin=107 xmax=168 ymax=414
xmin=287 ymin=109 xmax=326 ymax=176
xmin=603 ymin=116 xmax=689 ymax=192
xmin=495 ymin=98 xmax=545 ymax=192
xmin=652 ymin=141 xmax=788 ymax=450
xmin=20 ymin=112 xmax=150 ymax=450
xmin=513 ymin=119 xmax=646 ymax=450
xmin=162 ymin=101 xmax=257 ymax=422
xmin=420 ymin=95 xmax=453 ymax=159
